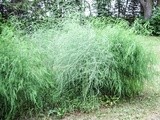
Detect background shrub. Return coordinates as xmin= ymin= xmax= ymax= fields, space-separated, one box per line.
xmin=88 ymin=17 xmax=129 ymax=29
xmin=132 ymin=18 xmax=153 ymax=35
xmin=132 ymin=7 xmax=160 ymax=36
xmin=150 ymin=7 xmax=160 ymax=36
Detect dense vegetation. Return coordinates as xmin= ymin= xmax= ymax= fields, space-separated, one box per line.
xmin=0 ymin=0 xmax=158 ymax=120
xmin=0 ymin=18 xmax=154 ymax=119
xmin=0 ymin=0 xmax=159 ymax=36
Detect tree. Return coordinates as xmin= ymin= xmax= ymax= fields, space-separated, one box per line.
xmin=96 ymin=0 xmax=108 ymax=16
xmin=157 ymin=0 xmax=160 ymax=6
xmin=139 ymin=0 xmax=153 ymax=19
xmin=139 ymin=0 xmax=160 ymax=20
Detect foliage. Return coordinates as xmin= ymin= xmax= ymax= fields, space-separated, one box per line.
xmin=0 ymin=0 xmax=82 ymax=22
xmin=150 ymin=7 xmax=160 ymax=36
xmin=89 ymin=16 xmax=129 ymax=29
xmin=51 ymin=21 xmax=152 ymax=100
xmin=132 ymin=18 xmax=153 ymax=35
xmin=0 ymin=18 xmax=153 ymax=119
xmin=132 ymin=7 xmax=160 ymax=36
xmin=0 ymin=23 xmax=56 ymax=120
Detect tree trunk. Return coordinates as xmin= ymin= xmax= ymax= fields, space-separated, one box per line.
xmin=117 ymin=0 xmax=121 ymax=17
xmin=139 ymin=0 xmax=153 ymax=20
xmin=157 ymin=0 xmax=160 ymax=7
xmin=144 ymin=0 xmax=153 ymax=19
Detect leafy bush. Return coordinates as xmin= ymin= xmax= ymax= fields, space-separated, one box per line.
xmin=132 ymin=7 xmax=160 ymax=36
xmin=150 ymin=7 xmax=160 ymax=36
xmin=132 ymin=18 xmax=153 ymax=35
xmin=88 ymin=17 xmax=129 ymax=29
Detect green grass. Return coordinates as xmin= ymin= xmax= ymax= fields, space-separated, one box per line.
xmin=0 ymin=19 xmax=154 ymax=120
xmin=52 ymin=22 xmax=152 ymax=99
xmin=62 ymin=36 xmax=160 ymax=120
xmin=0 ymin=24 xmax=56 ymax=120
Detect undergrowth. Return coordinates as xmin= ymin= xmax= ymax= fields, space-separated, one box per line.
xmin=0 ymin=18 xmax=153 ymax=119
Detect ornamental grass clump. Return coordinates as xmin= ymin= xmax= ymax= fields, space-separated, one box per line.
xmin=0 ymin=19 xmax=153 ymax=120
xmin=52 ymin=21 xmax=152 ymax=100
xmin=0 ymin=24 xmax=55 ymax=120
